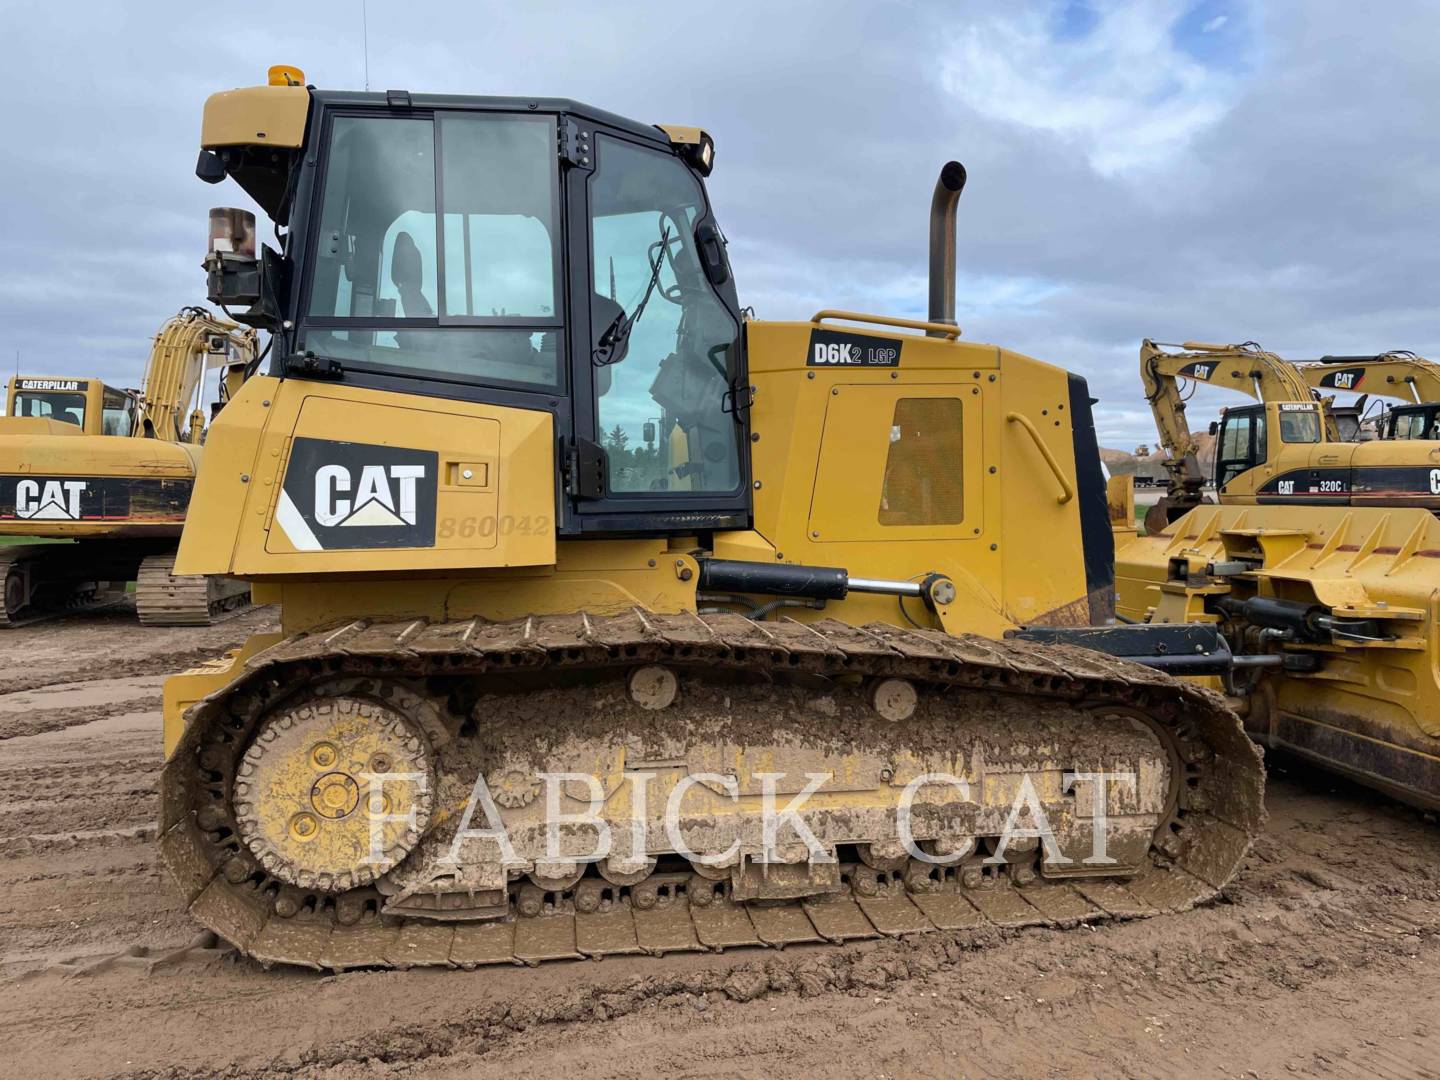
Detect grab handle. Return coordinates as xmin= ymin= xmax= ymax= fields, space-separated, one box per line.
xmin=1006 ymin=412 xmax=1074 ymax=505
xmin=811 ymin=309 xmax=962 ymax=340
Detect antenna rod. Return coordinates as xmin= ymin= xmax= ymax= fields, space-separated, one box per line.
xmin=362 ymin=0 xmax=371 ymax=91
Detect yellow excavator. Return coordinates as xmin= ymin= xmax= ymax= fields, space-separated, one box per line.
xmin=1296 ymin=351 xmax=1440 ymax=442
xmin=1117 ymin=340 xmax=1440 ymax=812
xmin=157 ymin=67 xmax=1265 ymax=970
xmin=0 ymin=307 xmax=257 ymax=625
xmin=1139 ymin=339 xmax=1440 ymax=535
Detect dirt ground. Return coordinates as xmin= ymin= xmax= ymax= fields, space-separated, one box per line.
xmin=2 ymin=606 xmax=1438 ymax=1080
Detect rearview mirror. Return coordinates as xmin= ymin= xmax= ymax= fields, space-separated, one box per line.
xmin=1208 ymin=420 xmax=1219 ymax=436
xmin=643 ymin=421 xmax=656 ymax=444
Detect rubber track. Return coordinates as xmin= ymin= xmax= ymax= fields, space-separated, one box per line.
xmin=136 ymin=554 xmax=251 ymax=627
xmin=159 ymin=611 xmax=1265 ymax=971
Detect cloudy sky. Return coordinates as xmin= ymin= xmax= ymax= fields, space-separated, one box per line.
xmin=1 ymin=0 xmax=1434 ymax=447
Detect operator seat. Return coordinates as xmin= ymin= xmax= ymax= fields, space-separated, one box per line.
xmin=391 ymin=232 xmax=433 ymax=318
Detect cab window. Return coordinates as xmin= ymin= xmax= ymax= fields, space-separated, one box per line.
xmin=1390 ymin=407 xmax=1439 ymax=440
xmin=303 ymin=113 xmax=561 ymax=390
xmin=590 ymin=136 xmax=740 ymax=494
xmin=102 ymin=388 xmax=135 ymax=436
xmin=1277 ymin=407 xmax=1321 ymax=443
xmin=14 ymin=391 xmax=85 ymax=427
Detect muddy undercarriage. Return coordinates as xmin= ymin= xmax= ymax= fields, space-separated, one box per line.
xmin=161 ymin=611 xmax=1264 ymax=969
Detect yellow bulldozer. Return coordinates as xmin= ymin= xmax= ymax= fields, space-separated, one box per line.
xmin=157 ymin=67 xmax=1266 ymax=970
xmin=1117 ymin=340 xmax=1440 ymax=813
xmin=0 ymin=307 xmax=257 ymax=625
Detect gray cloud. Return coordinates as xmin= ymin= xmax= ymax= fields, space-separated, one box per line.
xmin=1 ymin=0 xmax=1435 ymax=447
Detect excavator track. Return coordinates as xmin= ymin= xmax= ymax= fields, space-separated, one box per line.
xmin=160 ymin=611 xmax=1264 ymax=971
xmin=136 ymin=554 xmax=251 ymax=627
xmin=0 ymin=546 xmax=30 ymax=628
xmin=0 ymin=545 xmax=126 ymax=628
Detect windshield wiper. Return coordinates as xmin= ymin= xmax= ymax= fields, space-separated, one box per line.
xmin=593 ymin=225 xmax=671 ymax=367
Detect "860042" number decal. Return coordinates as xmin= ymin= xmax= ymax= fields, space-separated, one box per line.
xmin=437 ymin=514 xmax=552 ymax=539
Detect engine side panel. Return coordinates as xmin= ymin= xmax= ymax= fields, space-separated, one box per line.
xmin=735 ymin=320 xmax=1098 ymax=637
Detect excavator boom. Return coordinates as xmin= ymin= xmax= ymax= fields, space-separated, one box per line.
xmin=138 ymin=307 xmax=255 ymax=442
xmin=1297 ymin=351 xmax=1440 ymax=441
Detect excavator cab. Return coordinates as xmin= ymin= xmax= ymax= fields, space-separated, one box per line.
xmin=1385 ymin=403 xmax=1440 ymax=440
xmin=4 ymin=378 xmax=138 ymax=437
xmin=1211 ymin=401 xmax=1326 ymax=497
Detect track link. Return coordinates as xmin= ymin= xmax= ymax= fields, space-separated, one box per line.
xmin=160 ymin=611 xmax=1265 ymax=970
xmin=136 ymin=554 xmax=250 ymax=626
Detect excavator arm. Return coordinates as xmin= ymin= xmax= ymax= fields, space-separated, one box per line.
xmin=137 ymin=307 xmax=258 ymax=442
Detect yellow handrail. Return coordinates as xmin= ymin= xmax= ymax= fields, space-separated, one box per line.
xmin=811 ymin=309 xmax=962 ymax=340
xmin=1006 ymin=411 xmax=1075 ymax=505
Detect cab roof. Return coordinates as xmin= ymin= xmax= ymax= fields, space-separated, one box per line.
xmin=310 ymin=90 xmax=669 ymax=147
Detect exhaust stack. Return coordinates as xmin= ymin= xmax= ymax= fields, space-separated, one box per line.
xmin=927 ymin=160 xmax=967 ymax=337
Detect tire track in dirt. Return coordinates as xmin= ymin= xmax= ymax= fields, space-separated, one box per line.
xmin=0 ymin=694 xmax=163 ymax=740
xmin=0 ymin=606 xmax=276 ymax=695
xmin=1 ymin=747 xmax=160 ymax=843
xmin=0 ymin=650 xmax=234 ymax=697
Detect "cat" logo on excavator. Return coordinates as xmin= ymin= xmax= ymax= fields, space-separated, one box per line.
xmin=14 ymin=479 xmax=87 ymax=520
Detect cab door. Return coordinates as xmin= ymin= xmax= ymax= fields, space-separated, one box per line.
xmin=1214 ymin=405 xmax=1267 ymax=501
xmin=564 ymin=125 xmax=750 ymax=534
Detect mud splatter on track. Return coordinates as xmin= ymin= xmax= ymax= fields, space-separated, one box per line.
xmin=1 ymin=607 xmax=1437 ymax=1079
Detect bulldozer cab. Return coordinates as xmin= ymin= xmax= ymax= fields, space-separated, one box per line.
xmin=263 ymin=96 xmax=746 ymax=533
xmin=4 ymin=377 xmax=138 ymax=437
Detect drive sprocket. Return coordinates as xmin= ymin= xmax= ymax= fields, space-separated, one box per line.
xmin=232 ymin=695 xmax=434 ymax=893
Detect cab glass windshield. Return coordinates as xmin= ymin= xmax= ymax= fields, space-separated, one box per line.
xmin=1277 ymin=407 xmax=1322 ymax=444
xmin=13 ymin=392 xmax=85 ymax=427
xmin=1390 ymin=407 xmax=1440 ymax=440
